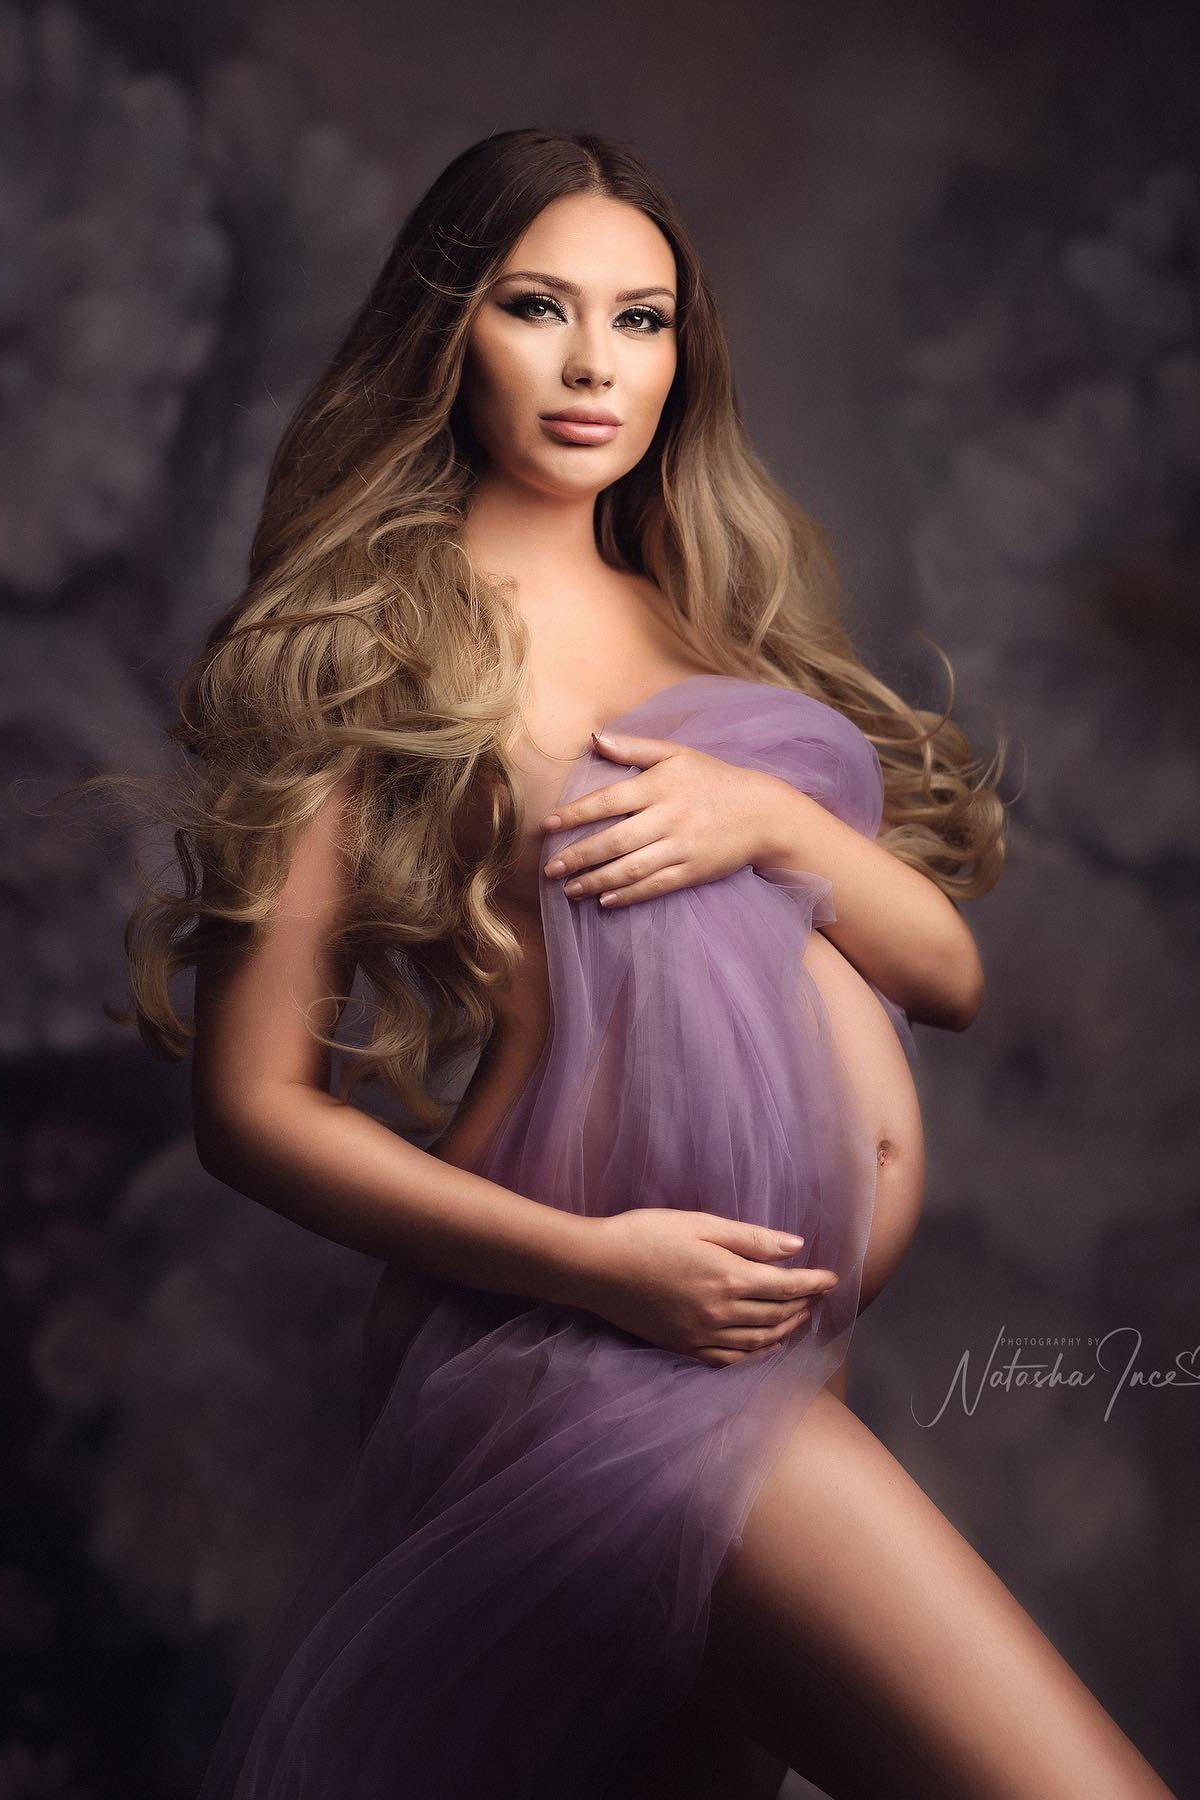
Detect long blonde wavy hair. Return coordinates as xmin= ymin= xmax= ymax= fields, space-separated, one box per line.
xmin=91 ymin=127 xmax=1008 ymax=1133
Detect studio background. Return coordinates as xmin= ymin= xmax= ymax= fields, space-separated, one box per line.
xmin=2 ymin=1 xmax=1197 ymax=1795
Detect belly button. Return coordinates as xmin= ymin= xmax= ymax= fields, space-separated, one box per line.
xmin=877 ymin=1137 xmax=898 ymax=1167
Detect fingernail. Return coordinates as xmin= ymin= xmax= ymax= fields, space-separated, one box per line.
xmin=544 ymin=857 xmax=565 ymax=877
xmin=777 ymin=1234 xmax=805 ymax=1250
xmin=543 ymin=814 xmax=562 ymax=830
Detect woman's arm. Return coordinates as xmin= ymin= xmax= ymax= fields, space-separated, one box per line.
xmin=191 ymin=777 xmax=603 ymax=1308
xmin=754 ymin=780 xmax=984 ymax=1032
xmin=542 ymin=732 xmax=984 ymax=1034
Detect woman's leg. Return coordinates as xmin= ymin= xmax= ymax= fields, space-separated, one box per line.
xmin=603 ymin=1370 xmax=855 ymax=1800
xmin=603 ymin=1156 xmax=911 ymax=1796
xmin=684 ymin=1386 xmax=1174 ymax=1799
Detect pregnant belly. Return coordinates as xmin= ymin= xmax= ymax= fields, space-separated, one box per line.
xmin=434 ymin=929 xmax=925 ymax=1299
xmin=800 ymin=929 xmax=926 ymax=1307
xmin=366 ymin=923 xmax=925 ymax=1422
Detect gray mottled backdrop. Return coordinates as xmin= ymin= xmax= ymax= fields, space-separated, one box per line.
xmin=2 ymin=1 xmax=1196 ymax=1795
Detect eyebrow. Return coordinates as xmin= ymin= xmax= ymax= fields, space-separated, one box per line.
xmin=494 ymin=269 xmax=676 ymax=304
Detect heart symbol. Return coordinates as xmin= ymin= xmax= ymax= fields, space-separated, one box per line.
xmin=1173 ymin=1344 xmax=1200 ymax=1381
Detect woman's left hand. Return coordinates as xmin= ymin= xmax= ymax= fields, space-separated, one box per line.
xmin=539 ymin=729 xmax=786 ymax=909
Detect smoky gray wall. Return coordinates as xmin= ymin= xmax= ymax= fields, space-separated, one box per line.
xmin=2 ymin=1 xmax=1196 ymax=1794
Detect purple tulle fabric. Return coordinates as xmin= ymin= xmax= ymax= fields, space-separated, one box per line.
xmin=197 ymin=675 xmax=918 ymax=1799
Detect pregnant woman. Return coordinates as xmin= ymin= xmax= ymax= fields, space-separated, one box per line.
xmin=114 ymin=129 xmax=1172 ymax=1795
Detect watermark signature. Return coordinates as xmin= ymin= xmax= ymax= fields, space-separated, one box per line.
xmin=911 ymin=1325 xmax=1199 ymax=1426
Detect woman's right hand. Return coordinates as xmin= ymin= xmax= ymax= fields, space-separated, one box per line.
xmin=579 ymin=1208 xmax=839 ymax=1367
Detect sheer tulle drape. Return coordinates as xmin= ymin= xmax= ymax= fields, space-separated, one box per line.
xmin=197 ymin=677 xmax=918 ymax=1799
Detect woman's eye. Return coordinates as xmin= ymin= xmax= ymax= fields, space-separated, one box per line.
xmin=507 ymin=293 xmax=564 ymax=322
xmin=621 ymin=305 xmax=673 ymax=334
xmin=503 ymin=293 xmax=673 ymax=334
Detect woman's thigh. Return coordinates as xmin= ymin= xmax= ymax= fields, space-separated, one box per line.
xmin=605 ymin=1367 xmax=848 ymax=1800
xmin=684 ymin=1387 xmax=1173 ymax=1799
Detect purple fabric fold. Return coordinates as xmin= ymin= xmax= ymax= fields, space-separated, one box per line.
xmin=197 ymin=675 xmax=919 ymax=1799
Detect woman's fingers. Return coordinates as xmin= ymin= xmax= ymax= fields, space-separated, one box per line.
xmin=700 ymin=1308 xmax=811 ymax=1353
xmin=558 ymin=835 xmax=679 ymax=898
xmin=730 ymin=1270 xmax=838 ymax=1318
xmin=722 ymin=1293 xmax=824 ymax=1328
xmin=591 ymin=866 xmax=692 ymax=909
xmin=694 ymin=1321 xmax=808 ymax=1365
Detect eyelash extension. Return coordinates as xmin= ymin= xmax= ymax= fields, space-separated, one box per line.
xmin=502 ymin=291 xmax=675 ymax=333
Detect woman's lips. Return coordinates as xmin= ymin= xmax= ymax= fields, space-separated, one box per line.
xmin=539 ymin=417 xmax=620 ymax=445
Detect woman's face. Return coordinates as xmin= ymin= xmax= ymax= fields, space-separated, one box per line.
xmin=460 ymin=193 xmax=679 ymax=497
